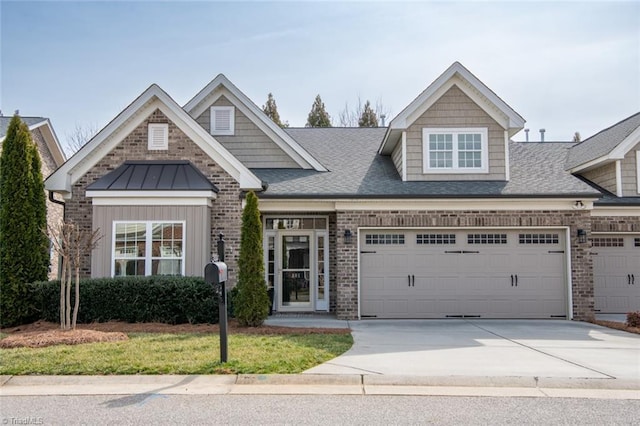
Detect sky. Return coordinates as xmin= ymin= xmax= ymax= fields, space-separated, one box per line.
xmin=1 ymin=1 xmax=639 ymax=155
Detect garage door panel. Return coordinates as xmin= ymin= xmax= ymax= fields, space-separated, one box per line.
xmin=593 ymin=235 xmax=640 ymax=313
xmin=360 ymin=229 xmax=567 ymax=319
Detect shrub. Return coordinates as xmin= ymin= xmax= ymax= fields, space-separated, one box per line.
xmin=234 ymin=191 xmax=270 ymax=326
xmin=626 ymin=311 xmax=640 ymax=328
xmin=27 ymin=276 xmax=219 ymax=325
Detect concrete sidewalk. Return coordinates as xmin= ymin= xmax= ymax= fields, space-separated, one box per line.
xmin=1 ymin=374 xmax=639 ymax=399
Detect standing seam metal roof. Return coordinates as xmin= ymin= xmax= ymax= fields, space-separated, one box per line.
xmin=86 ymin=161 xmax=218 ymax=192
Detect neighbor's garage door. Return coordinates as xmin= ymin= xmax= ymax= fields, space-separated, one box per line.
xmin=360 ymin=229 xmax=567 ymax=319
xmin=593 ymin=234 xmax=640 ymax=313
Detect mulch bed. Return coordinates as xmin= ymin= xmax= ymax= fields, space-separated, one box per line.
xmin=0 ymin=319 xmax=351 ymax=349
xmin=592 ymin=319 xmax=640 ymax=335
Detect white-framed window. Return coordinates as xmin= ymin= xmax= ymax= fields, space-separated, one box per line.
xmin=210 ymin=106 xmax=235 ymax=135
xmin=422 ymin=128 xmax=488 ymax=173
xmin=148 ymin=123 xmax=168 ymax=150
xmin=112 ymin=221 xmax=185 ymax=277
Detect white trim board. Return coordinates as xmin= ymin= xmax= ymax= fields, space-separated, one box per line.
xmin=258 ymin=198 xmax=597 ymax=212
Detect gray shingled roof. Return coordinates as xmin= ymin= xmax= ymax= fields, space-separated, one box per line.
xmin=87 ymin=161 xmax=218 ymax=192
xmin=566 ymin=112 xmax=640 ymax=170
xmin=250 ymin=128 xmax=599 ymax=198
xmin=0 ymin=116 xmax=48 ymax=139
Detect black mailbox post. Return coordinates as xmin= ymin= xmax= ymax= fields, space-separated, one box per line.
xmin=205 ymin=250 xmax=228 ymax=362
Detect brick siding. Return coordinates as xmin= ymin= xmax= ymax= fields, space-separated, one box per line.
xmin=65 ymin=109 xmax=244 ymax=284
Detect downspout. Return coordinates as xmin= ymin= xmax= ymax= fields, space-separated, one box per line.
xmin=48 ymin=191 xmax=66 ymax=279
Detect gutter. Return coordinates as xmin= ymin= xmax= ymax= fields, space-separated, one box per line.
xmin=48 ymin=191 xmax=66 ymax=219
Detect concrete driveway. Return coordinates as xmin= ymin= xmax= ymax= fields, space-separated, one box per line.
xmin=303 ymin=319 xmax=640 ymax=380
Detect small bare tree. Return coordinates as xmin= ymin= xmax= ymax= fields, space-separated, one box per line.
xmin=64 ymin=123 xmax=99 ymax=155
xmin=338 ymin=96 xmax=391 ymax=127
xmin=48 ymin=221 xmax=102 ymax=330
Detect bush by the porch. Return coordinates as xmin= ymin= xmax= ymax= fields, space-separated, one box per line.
xmin=28 ymin=276 xmax=219 ymax=324
xmin=233 ymin=191 xmax=270 ymax=326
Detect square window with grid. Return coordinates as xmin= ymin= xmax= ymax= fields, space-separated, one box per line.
xmin=519 ymin=233 xmax=559 ymax=244
xmin=592 ymin=237 xmax=624 ymax=247
xmin=365 ymin=234 xmax=405 ymax=245
xmin=635 ymin=238 xmax=640 ymax=247
xmin=467 ymin=234 xmax=507 ymax=244
xmin=417 ymin=234 xmax=456 ymax=245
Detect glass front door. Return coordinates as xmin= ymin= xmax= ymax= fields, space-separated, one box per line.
xmin=280 ymin=234 xmax=312 ymax=309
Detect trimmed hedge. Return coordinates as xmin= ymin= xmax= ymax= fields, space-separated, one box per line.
xmin=27 ymin=276 xmax=220 ymax=325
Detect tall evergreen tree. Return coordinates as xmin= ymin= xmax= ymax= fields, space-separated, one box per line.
xmin=306 ymin=95 xmax=332 ymax=127
xmin=262 ymin=93 xmax=287 ymax=128
xmin=28 ymin=139 xmax=50 ymax=281
xmin=0 ymin=115 xmax=48 ymax=326
xmin=234 ymin=191 xmax=270 ymax=326
xmin=358 ymin=100 xmax=379 ymax=127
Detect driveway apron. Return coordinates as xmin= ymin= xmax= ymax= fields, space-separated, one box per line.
xmin=304 ymin=319 xmax=640 ymax=380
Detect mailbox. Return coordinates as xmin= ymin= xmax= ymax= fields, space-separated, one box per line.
xmin=204 ymin=261 xmax=228 ymax=285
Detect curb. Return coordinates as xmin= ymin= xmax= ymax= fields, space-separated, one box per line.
xmin=1 ymin=374 xmax=638 ymax=399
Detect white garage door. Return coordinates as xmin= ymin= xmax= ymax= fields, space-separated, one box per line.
xmin=360 ymin=229 xmax=567 ymax=319
xmin=593 ymin=234 xmax=640 ymax=313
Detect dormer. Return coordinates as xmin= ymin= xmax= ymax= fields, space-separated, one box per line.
xmin=379 ymin=62 xmax=525 ymax=182
xmin=567 ymin=112 xmax=640 ymax=198
xmin=184 ymin=75 xmax=326 ymax=171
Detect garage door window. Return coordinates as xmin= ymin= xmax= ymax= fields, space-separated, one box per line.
xmin=365 ymin=234 xmax=405 ymax=245
xmin=519 ymin=233 xmax=559 ymax=244
xmin=467 ymin=234 xmax=507 ymax=244
xmin=417 ymin=234 xmax=456 ymax=245
xmin=592 ymin=237 xmax=624 ymax=247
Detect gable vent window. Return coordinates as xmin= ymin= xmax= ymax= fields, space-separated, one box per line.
xmin=148 ymin=123 xmax=168 ymax=150
xmin=210 ymin=106 xmax=235 ymax=136
xmin=423 ymin=128 xmax=488 ymax=174
xmin=468 ymin=233 xmax=507 ymax=244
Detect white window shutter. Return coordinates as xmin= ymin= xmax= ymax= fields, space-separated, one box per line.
xmin=148 ymin=123 xmax=168 ymax=150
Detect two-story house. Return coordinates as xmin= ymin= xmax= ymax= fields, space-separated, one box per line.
xmin=44 ymin=63 xmax=640 ymax=320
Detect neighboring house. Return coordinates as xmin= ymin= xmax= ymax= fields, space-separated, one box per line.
xmin=0 ymin=115 xmax=66 ymax=280
xmin=44 ymin=62 xmax=640 ymax=321
xmin=566 ymin=112 xmax=640 ymax=314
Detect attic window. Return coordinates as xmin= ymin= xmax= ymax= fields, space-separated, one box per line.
xmin=210 ymin=106 xmax=234 ymax=136
xmin=422 ymin=128 xmax=488 ymax=173
xmin=148 ymin=123 xmax=168 ymax=150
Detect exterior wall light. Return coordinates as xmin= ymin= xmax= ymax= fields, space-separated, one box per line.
xmin=577 ymin=229 xmax=587 ymax=244
xmin=344 ymin=229 xmax=353 ymax=244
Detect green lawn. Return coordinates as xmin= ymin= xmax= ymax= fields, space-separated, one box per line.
xmin=0 ymin=333 xmax=353 ymax=375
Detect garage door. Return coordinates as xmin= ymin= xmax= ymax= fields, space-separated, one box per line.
xmin=593 ymin=234 xmax=640 ymax=313
xmin=360 ymin=229 xmax=567 ymax=319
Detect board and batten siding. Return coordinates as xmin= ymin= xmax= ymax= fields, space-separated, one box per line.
xmin=91 ymin=205 xmax=211 ymax=278
xmin=621 ymin=142 xmax=639 ymax=196
xmin=582 ymin=162 xmax=617 ymax=195
xmin=405 ymin=85 xmax=506 ymax=181
xmin=195 ymin=95 xmax=299 ymax=168
xmin=391 ymin=138 xmax=403 ymax=178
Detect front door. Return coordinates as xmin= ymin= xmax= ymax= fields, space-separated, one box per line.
xmin=280 ymin=233 xmax=313 ymax=311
